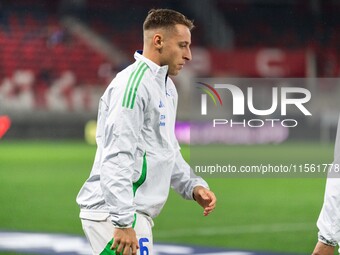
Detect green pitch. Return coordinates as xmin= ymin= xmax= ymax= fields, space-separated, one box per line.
xmin=0 ymin=141 xmax=334 ymax=254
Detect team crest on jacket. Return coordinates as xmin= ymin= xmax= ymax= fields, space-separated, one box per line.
xmin=159 ymin=100 xmax=165 ymax=108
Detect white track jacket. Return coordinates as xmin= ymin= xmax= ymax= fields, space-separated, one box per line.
xmin=317 ymin=115 xmax=340 ymax=247
xmin=76 ymin=51 xmax=208 ymax=228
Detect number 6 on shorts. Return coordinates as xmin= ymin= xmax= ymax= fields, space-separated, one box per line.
xmin=139 ymin=238 xmax=149 ymax=255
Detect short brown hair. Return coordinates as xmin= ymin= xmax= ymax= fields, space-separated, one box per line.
xmin=143 ymin=9 xmax=194 ymax=31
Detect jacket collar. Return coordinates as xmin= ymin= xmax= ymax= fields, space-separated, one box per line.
xmin=134 ymin=50 xmax=168 ymax=79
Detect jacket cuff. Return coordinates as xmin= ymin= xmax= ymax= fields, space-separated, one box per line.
xmin=110 ymin=212 xmax=134 ymax=228
xmin=318 ymin=234 xmax=338 ymax=247
xmin=112 ymin=222 xmax=133 ymax=229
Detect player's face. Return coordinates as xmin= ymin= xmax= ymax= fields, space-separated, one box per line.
xmin=160 ymin=24 xmax=192 ymax=76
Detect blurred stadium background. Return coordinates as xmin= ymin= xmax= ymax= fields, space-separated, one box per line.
xmin=0 ymin=0 xmax=340 ymax=254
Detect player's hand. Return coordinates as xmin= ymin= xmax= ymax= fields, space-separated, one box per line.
xmin=312 ymin=241 xmax=335 ymax=255
xmin=111 ymin=228 xmax=139 ymax=255
xmin=193 ymin=186 xmax=216 ymax=216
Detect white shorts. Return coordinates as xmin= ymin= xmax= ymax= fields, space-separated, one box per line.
xmin=81 ymin=212 xmax=153 ymax=255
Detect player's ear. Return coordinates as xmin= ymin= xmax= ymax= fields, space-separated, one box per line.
xmin=153 ymin=34 xmax=163 ymax=50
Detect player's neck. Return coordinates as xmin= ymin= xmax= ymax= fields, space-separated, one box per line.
xmin=142 ymin=48 xmax=162 ymax=67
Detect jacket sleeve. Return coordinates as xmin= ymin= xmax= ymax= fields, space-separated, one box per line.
xmin=168 ymin=78 xmax=209 ymax=199
xmin=170 ymin=149 xmax=209 ymax=200
xmin=317 ymin=115 xmax=340 ymax=245
xmin=100 ymin=85 xmax=146 ymax=228
xmin=316 ymin=161 xmax=340 ymax=246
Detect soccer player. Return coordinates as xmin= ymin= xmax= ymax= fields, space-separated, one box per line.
xmin=312 ymin=115 xmax=340 ymax=255
xmin=76 ymin=9 xmax=216 ymax=255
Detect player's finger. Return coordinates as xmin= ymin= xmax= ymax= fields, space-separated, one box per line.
xmin=116 ymin=242 xmax=125 ymax=254
xmin=131 ymin=243 xmax=138 ymax=255
xmin=204 ymin=205 xmax=215 ymax=211
xmin=204 ymin=210 xmax=213 ymax=216
xmin=206 ymin=191 xmax=217 ymax=206
xmin=204 ymin=205 xmax=215 ymax=215
xmin=204 ymin=206 xmax=214 ymax=213
xmin=208 ymin=199 xmax=216 ymax=208
xmin=111 ymin=238 xmax=119 ymax=250
xmin=122 ymin=243 xmax=131 ymax=255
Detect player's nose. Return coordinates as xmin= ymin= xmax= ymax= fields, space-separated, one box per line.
xmin=183 ymin=48 xmax=192 ymax=61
